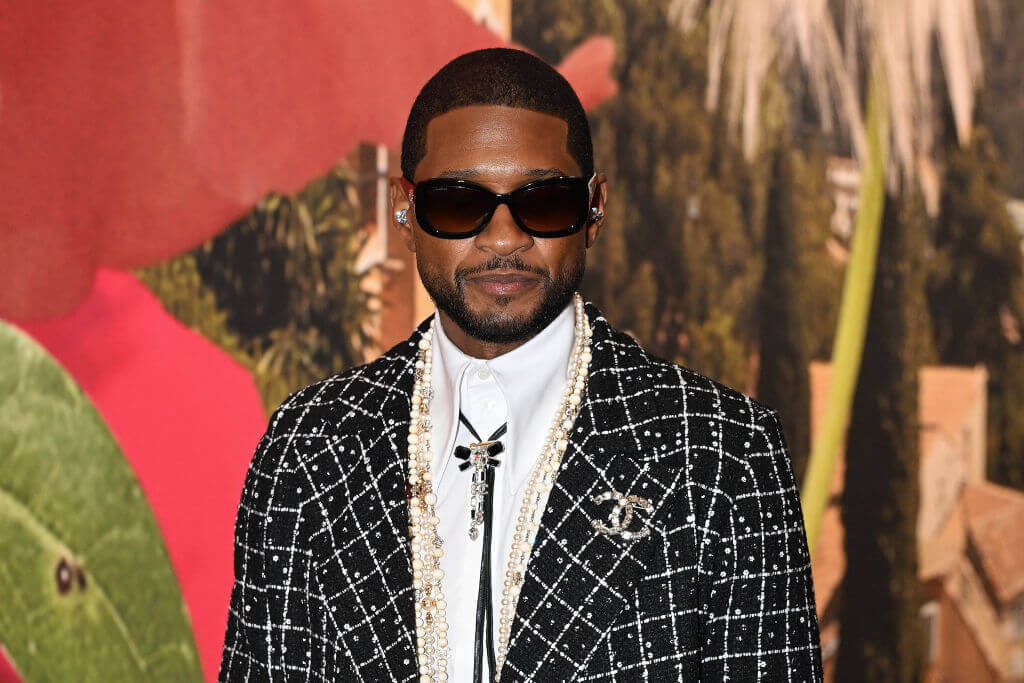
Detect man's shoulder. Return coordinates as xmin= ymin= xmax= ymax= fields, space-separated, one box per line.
xmin=602 ymin=319 xmax=774 ymax=427
xmin=267 ymin=333 xmax=420 ymax=435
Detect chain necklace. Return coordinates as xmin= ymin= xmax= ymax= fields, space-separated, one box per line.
xmin=405 ymin=293 xmax=593 ymax=682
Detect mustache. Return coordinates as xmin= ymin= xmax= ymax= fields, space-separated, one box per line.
xmin=455 ymin=255 xmax=549 ymax=280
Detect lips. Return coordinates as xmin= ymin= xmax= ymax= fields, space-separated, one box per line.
xmin=466 ymin=271 xmax=539 ymax=296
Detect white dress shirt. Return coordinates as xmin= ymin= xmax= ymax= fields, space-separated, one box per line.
xmin=427 ymin=300 xmax=576 ymax=682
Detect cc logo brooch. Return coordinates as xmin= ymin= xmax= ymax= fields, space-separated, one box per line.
xmin=591 ymin=490 xmax=652 ymax=539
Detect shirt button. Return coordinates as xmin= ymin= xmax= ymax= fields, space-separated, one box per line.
xmin=476 ymin=366 xmax=492 ymax=380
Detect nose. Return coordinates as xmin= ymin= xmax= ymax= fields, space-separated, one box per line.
xmin=473 ymin=203 xmax=532 ymax=256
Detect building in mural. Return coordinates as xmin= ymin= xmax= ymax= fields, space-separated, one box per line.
xmin=810 ymin=362 xmax=1024 ymax=681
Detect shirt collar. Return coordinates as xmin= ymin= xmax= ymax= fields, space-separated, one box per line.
xmin=428 ymin=299 xmax=577 ymax=477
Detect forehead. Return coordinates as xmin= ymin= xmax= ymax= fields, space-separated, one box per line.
xmin=416 ymin=105 xmax=581 ymax=184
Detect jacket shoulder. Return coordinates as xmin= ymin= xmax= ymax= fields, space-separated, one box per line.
xmin=614 ymin=327 xmax=775 ymax=427
xmin=643 ymin=350 xmax=770 ymax=423
xmin=240 ymin=345 xmax=416 ymax=486
xmin=275 ymin=336 xmax=418 ymax=419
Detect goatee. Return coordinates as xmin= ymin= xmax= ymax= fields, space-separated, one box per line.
xmin=418 ymin=252 xmax=584 ymax=345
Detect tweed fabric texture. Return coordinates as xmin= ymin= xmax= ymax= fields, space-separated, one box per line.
xmin=218 ymin=303 xmax=824 ymax=682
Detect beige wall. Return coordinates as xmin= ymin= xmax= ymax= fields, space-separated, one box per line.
xmin=452 ymin=0 xmax=511 ymax=39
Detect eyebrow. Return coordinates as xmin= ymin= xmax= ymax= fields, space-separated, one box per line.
xmin=437 ymin=167 xmax=569 ymax=180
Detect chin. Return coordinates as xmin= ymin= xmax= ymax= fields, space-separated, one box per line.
xmin=467 ymin=287 xmax=543 ymax=314
xmin=419 ymin=259 xmax=582 ymax=345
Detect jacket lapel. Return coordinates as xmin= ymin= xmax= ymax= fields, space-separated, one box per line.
xmin=499 ymin=304 xmax=661 ymax=681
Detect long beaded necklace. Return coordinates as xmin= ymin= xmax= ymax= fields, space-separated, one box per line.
xmin=405 ymin=293 xmax=593 ymax=683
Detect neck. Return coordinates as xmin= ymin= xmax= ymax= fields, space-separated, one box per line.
xmin=435 ymin=310 xmax=536 ymax=360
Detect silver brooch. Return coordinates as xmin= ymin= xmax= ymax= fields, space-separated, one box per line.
xmin=591 ymin=491 xmax=651 ymax=539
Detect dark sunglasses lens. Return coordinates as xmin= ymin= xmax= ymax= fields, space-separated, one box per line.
xmin=511 ymin=182 xmax=588 ymax=234
xmin=417 ymin=184 xmax=494 ymax=235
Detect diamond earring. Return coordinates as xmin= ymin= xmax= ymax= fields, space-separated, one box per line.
xmin=395 ymin=208 xmax=409 ymax=226
xmin=590 ymin=207 xmax=604 ymax=222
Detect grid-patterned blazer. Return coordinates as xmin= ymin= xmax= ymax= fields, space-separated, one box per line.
xmin=219 ymin=303 xmax=824 ymax=682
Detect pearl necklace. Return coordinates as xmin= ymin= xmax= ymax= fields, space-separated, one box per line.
xmin=405 ymin=293 xmax=593 ymax=683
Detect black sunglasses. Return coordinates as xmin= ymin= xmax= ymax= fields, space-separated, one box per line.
xmin=401 ymin=174 xmax=597 ymax=239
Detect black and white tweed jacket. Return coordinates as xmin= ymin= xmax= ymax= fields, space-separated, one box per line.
xmin=219 ymin=303 xmax=824 ymax=682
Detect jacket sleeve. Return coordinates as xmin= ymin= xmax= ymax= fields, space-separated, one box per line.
xmin=699 ymin=406 xmax=824 ymax=681
xmin=218 ymin=405 xmax=312 ymax=682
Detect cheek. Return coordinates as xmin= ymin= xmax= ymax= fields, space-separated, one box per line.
xmin=540 ymin=236 xmax=585 ymax=272
xmin=415 ymin=237 xmax=467 ymax=277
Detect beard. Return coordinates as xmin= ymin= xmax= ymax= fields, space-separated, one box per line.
xmin=418 ymin=251 xmax=585 ymax=345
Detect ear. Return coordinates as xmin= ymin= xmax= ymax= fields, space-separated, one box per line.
xmin=584 ymin=171 xmax=608 ymax=248
xmin=390 ymin=176 xmax=416 ymax=253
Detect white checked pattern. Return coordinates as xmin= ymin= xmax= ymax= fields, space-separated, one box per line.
xmin=219 ymin=303 xmax=824 ymax=682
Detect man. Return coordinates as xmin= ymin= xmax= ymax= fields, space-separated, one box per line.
xmin=219 ymin=48 xmax=823 ymax=682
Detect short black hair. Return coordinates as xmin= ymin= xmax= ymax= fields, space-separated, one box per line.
xmin=400 ymin=47 xmax=594 ymax=181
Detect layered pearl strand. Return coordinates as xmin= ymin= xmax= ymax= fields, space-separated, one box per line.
xmin=405 ymin=293 xmax=593 ymax=683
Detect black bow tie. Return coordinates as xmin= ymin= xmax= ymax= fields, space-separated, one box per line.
xmin=454 ymin=439 xmax=504 ymax=471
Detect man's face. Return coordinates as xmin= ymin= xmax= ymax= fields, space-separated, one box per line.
xmin=391 ymin=105 xmax=606 ymax=345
